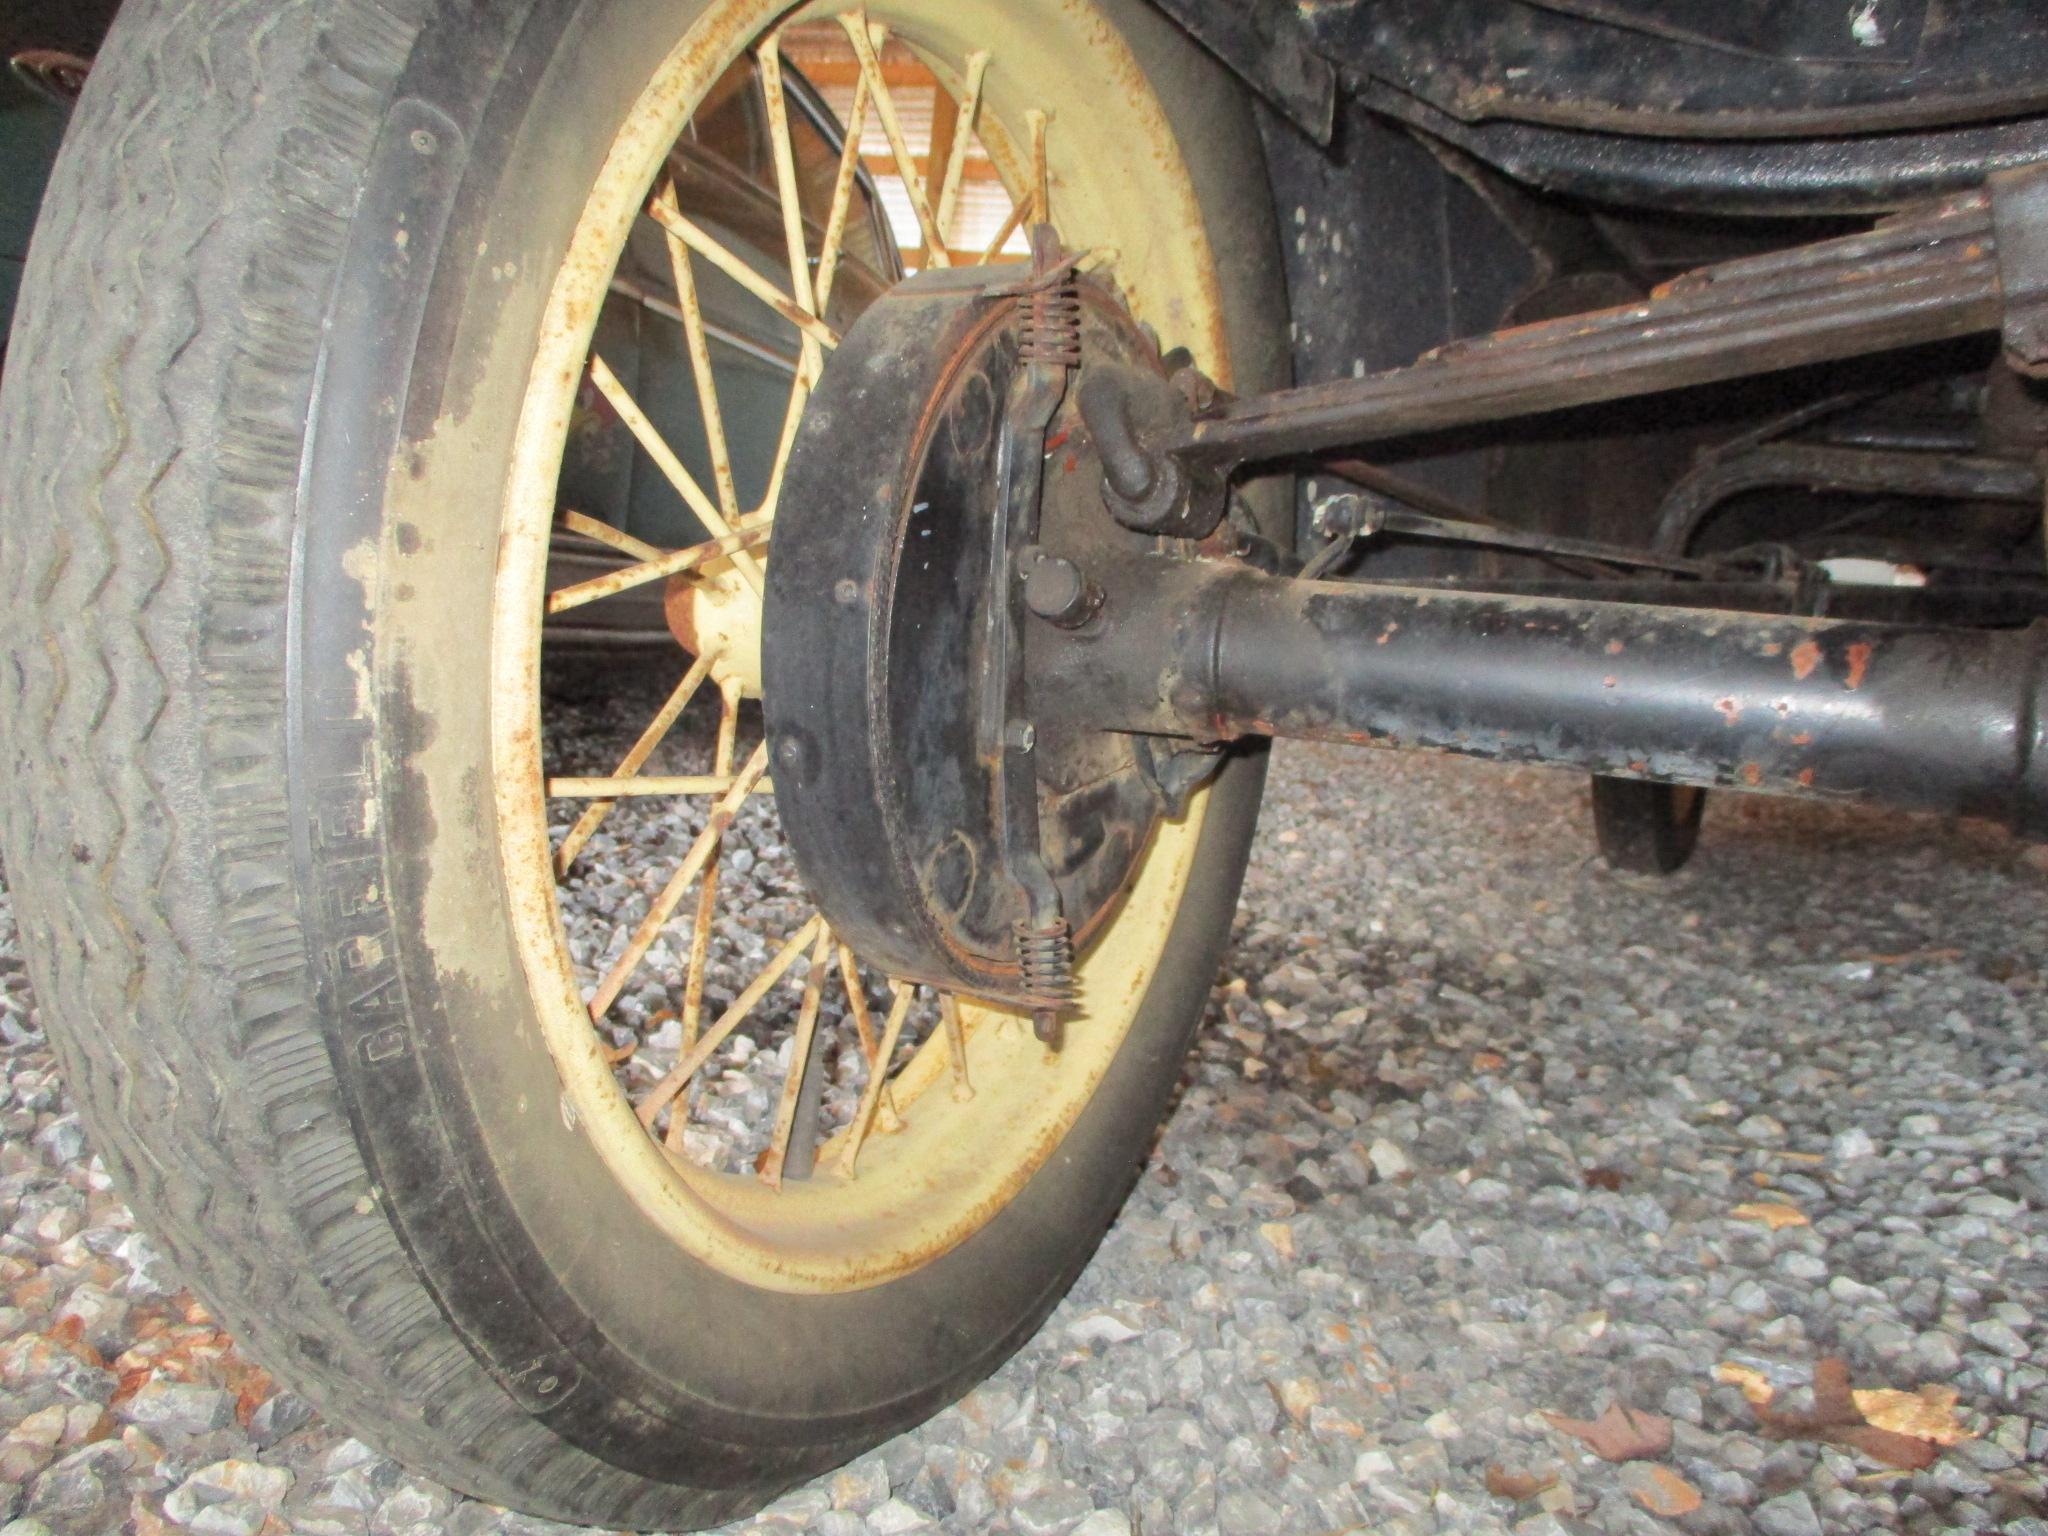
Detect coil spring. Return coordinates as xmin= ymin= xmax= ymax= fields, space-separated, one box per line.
xmin=1018 ymin=282 xmax=1083 ymax=367
xmin=1014 ymin=916 xmax=1075 ymax=1004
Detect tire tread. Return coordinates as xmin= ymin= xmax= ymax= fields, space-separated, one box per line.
xmin=0 ymin=1 xmax=740 ymax=1523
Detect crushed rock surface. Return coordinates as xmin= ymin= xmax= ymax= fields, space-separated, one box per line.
xmin=2 ymin=730 xmax=2044 ymax=1536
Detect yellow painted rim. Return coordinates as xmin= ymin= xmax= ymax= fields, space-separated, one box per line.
xmin=492 ymin=0 xmax=1236 ymax=1293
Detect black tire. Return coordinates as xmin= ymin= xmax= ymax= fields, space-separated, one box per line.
xmin=0 ymin=0 xmax=1287 ymax=1526
xmin=1590 ymin=778 xmax=1708 ymax=875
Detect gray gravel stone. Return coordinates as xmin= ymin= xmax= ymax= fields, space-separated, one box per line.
xmin=247 ymin=1390 xmax=314 ymax=1448
xmin=186 ymin=1500 xmax=266 ymax=1536
xmin=1753 ymin=1490 xmax=1823 ymax=1536
xmin=121 ymin=1382 xmax=237 ymax=1436
xmin=862 ymin=1500 xmax=926 ymax=1535
xmin=1008 ymin=1485 xmax=1092 ymax=1536
xmin=4 ymin=731 xmax=2045 ymax=1535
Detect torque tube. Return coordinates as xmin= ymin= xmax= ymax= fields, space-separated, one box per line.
xmin=1039 ymin=556 xmax=2048 ymax=836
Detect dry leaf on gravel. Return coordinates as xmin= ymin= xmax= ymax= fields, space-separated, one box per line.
xmin=1838 ymin=1425 xmax=1939 ymax=1470
xmin=1484 ymin=1465 xmax=1558 ymax=1501
xmin=1583 ymin=1167 xmax=1628 ymax=1191
xmin=1715 ymin=1361 xmax=1776 ymax=1406
xmin=1542 ymin=1402 xmax=1673 ymax=1462
xmin=1623 ymin=1463 xmax=1703 ymax=1518
xmin=1853 ymin=1385 xmax=1971 ymax=1446
xmin=1717 ymin=1356 xmax=1972 ymax=1470
xmin=1729 ymin=1201 xmax=1809 ymax=1229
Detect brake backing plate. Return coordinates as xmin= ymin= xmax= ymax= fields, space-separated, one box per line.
xmin=762 ymin=263 xmax=1171 ymax=1005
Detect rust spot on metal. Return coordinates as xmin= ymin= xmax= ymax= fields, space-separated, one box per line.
xmin=1789 ymin=639 xmax=1821 ymax=680
xmin=1377 ymin=622 xmax=1399 ymax=645
xmin=1715 ymin=696 xmax=1741 ymax=725
xmin=1844 ymin=641 xmax=1872 ymax=690
xmin=1740 ymin=763 xmax=1763 ymax=787
xmin=1790 ymin=732 xmax=1812 ymax=746
xmin=1627 ymin=760 xmax=1649 ymax=774
xmin=1603 ymin=675 xmax=1617 ymax=689
xmin=1797 ymin=767 xmax=1815 ymax=787
xmin=1761 ymin=641 xmax=1782 ymax=657
xmin=1605 ymin=639 xmax=1624 ymax=655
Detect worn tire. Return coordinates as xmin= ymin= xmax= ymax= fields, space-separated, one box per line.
xmin=1590 ymin=778 xmax=1708 ymax=875
xmin=0 ymin=0 xmax=1287 ymax=1525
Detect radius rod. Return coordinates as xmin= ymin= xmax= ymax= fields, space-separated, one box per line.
xmin=1034 ymin=554 xmax=2048 ymax=839
xmin=1156 ymin=170 xmax=2048 ymax=473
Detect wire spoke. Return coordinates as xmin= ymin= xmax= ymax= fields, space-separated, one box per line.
xmin=586 ymin=356 xmax=766 ymax=592
xmin=940 ymin=992 xmax=974 ymax=1102
xmin=758 ymin=35 xmax=830 ymax=493
xmin=553 ymin=654 xmax=714 ymax=876
xmin=661 ymin=682 xmax=745 ymax=1150
xmin=839 ymin=11 xmax=951 ymax=268
xmin=932 ymin=51 xmax=991 ymax=247
xmin=836 ymin=943 xmax=879 ymax=1060
xmin=759 ymin=38 xmax=824 ymax=338
xmin=643 ymin=199 xmax=839 ymax=352
xmin=639 ymin=912 xmax=827 ymax=1127
xmin=813 ymin=68 xmax=873 ymax=323
xmin=588 ymin=743 xmax=770 ymax=1021
xmin=608 ymin=273 xmax=802 ymax=375
xmin=558 ymin=509 xmax=665 ymax=563
xmin=837 ymin=982 xmax=915 ymax=1177
xmin=1028 ymin=108 xmax=1051 ymax=224
xmin=759 ymin=923 xmax=835 ymax=1188
xmin=755 ymin=371 xmax=815 ymax=525
xmin=836 ymin=941 xmax=902 ymax=1132
xmin=653 ymin=182 xmax=745 ymax=530
xmin=547 ymin=520 xmax=769 ymax=614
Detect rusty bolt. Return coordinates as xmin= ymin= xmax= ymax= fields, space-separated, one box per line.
xmin=1021 ymin=548 xmax=1104 ymax=630
xmin=1310 ymin=492 xmax=1388 ymax=542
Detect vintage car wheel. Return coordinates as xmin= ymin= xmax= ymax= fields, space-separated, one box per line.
xmin=0 ymin=0 xmax=1285 ymax=1524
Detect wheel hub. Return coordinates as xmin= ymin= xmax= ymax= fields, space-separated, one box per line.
xmin=763 ymin=256 xmax=1174 ymax=1009
xmin=665 ymin=559 xmax=762 ymax=697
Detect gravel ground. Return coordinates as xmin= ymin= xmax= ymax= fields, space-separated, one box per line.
xmin=2 ymin=708 xmax=2045 ymax=1536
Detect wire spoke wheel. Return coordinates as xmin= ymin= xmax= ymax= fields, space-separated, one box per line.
xmin=495 ymin=3 xmax=1242 ymax=1291
xmin=1 ymin=0 xmax=1283 ymax=1518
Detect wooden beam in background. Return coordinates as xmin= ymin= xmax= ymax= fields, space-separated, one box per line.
xmin=864 ymin=153 xmax=1002 ymax=186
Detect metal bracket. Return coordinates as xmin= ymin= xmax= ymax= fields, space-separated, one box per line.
xmin=1992 ymin=161 xmax=2048 ymax=377
xmin=1144 ymin=0 xmax=1336 ymax=144
xmin=1076 ymin=362 xmax=1227 ymax=540
xmin=986 ymin=227 xmax=1082 ymax=1041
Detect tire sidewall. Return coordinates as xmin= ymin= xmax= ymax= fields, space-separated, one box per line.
xmin=294 ymin=0 xmax=1288 ymax=1487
